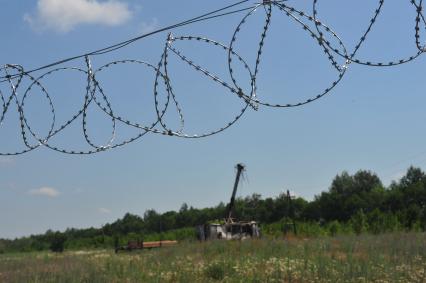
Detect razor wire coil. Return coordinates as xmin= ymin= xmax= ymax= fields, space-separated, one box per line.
xmin=0 ymin=0 xmax=425 ymax=155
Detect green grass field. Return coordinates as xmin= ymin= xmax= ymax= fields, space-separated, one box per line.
xmin=1 ymin=233 xmax=425 ymax=282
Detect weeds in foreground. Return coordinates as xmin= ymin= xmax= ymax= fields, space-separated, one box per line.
xmin=0 ymin=232 xmax=425 ymax=282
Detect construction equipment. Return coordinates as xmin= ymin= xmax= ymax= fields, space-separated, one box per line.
xmin=226 ymin=163 xmax=245 ymax=223
xmin=197 ymin=163 xmax=260 ymax=240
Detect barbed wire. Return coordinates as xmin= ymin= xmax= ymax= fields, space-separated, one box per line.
xmin=0 ymin=0 xmax=425 ymax=155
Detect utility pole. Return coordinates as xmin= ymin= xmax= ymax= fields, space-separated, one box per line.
xmin=286 ymin=190 xmax=297 ymax=235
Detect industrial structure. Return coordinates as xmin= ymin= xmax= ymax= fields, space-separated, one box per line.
xmin=197 ymin=163 xmax=260 ymax=240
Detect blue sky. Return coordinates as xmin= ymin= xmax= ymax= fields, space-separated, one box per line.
xmin=0 ymin=0 xmax=425 ymax=239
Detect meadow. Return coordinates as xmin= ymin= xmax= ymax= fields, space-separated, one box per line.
xmin=1 ymin=232 xmax=425 ymax=282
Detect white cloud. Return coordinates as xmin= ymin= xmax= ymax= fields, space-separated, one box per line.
xmin=140 ymin=18 xmax=159 ymax=34
xmin=98 ymin=207 xmax=111 ymax=214
xmin=24 ymin=0 xmax=133 ymax=33
xmin=29 ymin=187 xmax=60 ymax=198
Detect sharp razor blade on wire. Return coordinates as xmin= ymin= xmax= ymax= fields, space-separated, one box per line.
xmin=0 ymin=0 xmax=425 ymax=155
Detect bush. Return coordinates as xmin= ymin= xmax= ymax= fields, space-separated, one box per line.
xmin=50 ymin=232 xmax=66 ymax=253
xmin=296 ymin=222 xmax=328 ymax=237
xmin=367 ymin=209 xmax=385 ymax=234
xmin=204 ymin=262 xmax=225 ymax=281
xmin=328 ymin=220 xmax=341 ymax=236
xmin=350 ymin=210 xmax=368 ymax=235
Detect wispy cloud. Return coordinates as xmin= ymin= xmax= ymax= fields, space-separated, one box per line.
xmin=98 ymin=207 xmax=111 ymax=214
xmin=140 ymin=18 xmax=159 ymax=34
xmin=24 ymin=0 xmax=133 ymax=33
xmin=29 ymin=187 xmax=60 ymax=198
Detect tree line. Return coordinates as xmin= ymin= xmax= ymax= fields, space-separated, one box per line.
xmin=1 ymin=166 xmax=426 ymax=253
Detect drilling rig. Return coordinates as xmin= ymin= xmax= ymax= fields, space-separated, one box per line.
xmin=197 ymin=163 xmax=260 ymax=240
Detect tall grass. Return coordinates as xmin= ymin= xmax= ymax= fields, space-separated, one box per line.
xmin=1 ymin=232 xmax=425 ymax=282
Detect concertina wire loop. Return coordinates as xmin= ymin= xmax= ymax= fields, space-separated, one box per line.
xmin=0 ymin=0 xmax=425 ymax=155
